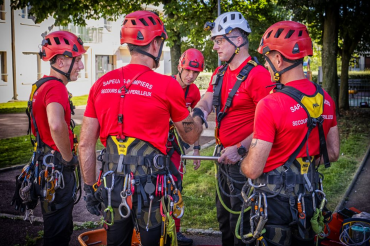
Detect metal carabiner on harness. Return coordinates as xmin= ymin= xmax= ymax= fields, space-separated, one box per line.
xmin=153 ymin=154 xmax=165 ymax=170
xmin=103 ymin=171 xmax=115 ymax=226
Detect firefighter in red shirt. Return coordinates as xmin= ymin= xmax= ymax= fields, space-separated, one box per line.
xmin=241 ymin=21 xmax=340 ymax=245
xmin=11 ymin=31 xmax=85 ymax=246
xmin=197 ymin=11 xmax=272 ymax=246
xmin=79 ymin=11 xmax=204 ymax=246
xmin=169 ymin=48 xmax=204 ymax=245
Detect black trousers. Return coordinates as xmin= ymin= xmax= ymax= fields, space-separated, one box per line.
xmin=41 ymin=169 xmax=76 ymax=246
xmin=262 ymin=194 xmax=316 ymax=246
xmin=216 ymin=163 xmax=250 ymax=246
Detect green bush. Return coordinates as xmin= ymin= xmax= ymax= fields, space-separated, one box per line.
xmin=195 ymin=72 xmax=212 ymax=90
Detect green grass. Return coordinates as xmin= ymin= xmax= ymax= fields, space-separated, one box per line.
xmin=0 ymin=124 xmax=104 ymax=168
xmin=0 ymin=95 xmax=89 ymax=114
xmin=181 ymin=146 xmax=219 ymax=230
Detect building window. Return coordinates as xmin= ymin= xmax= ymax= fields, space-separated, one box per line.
xmin=0 ymin=5 xmax=5 ymax=20
xmin=104 ymin=19 xmax=112 ymax=32
xmin=0 ymin=51 xmax=7 ymax=82
xmin=95 ymin=55 xmax=114 ymax=80
xmin=21 ymin=4 xmax=32 ymax=19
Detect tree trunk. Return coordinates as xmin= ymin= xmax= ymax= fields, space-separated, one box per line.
xmin=322 ymin=5 xmax=339 ymax=110
xmin=339 ymin=39 xmax=351 ymax=110
xmin=170 ymin=32 xmax=181 ymax=75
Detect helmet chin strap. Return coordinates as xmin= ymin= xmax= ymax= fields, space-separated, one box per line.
xmin=133 ymin=39 xmax=165 ymax=69
xmin=51 ymin=57 xmax=76 ymax=82
xmin=223 ymin=35 xmax=247 ymax=64
xmin=178 ymin=68 xmax=187 ymax=88
xmin=264 ymin=55 xmax=302 ymax=83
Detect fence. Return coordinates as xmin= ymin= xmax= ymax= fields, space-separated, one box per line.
xmin=320 ymin=79 xmax=370 ymax=108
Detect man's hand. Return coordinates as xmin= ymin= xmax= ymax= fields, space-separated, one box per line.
xmin=193 ymin=149 xmax=201 ymax=170
xmin=83 ymin=184 xmax=101 ymax=216
xmin=10 ymin=175 xmax=26 ymax=213
xmin=218 ymin=145 xmax=241 ymax=164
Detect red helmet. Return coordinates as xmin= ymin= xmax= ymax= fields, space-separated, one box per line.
xmin=179 ymin=48 xmax=204 ymax=72
xmin=258 ymin=21 xmax=313 ymax=60
xmin=40 ymin=31 xmax=86 ymax=61
xmin=120 ymin=11 xmax=168 ymax=45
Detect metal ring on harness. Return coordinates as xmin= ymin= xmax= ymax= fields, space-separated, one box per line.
xmin=248 ymin=178 xmax=266 ymax=188
xmin=153 ymin=154 xmax=165 ymax=170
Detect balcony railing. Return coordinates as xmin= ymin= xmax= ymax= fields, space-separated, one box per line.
xmin=61 ymin=26 xmax=103 ymax=43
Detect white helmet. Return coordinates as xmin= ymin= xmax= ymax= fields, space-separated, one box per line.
xmin=205 ymin=11 xmax=251 ymax=38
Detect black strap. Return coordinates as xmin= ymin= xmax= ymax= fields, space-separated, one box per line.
xmin=212 ymin=58 xmax=259 ymax=130
xmin=184 ymin=86 xmax=190 ymax=100
xmin=276 ymin=83 xmax=330 ymax=170
xmin=27 ymin=77 xmax=64 ymax=148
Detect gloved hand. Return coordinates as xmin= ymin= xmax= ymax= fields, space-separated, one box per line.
xmin=10 ymin=175 xmax=26 ymax=213
xmin=61 ymin=154 xmax=79 ymax=167
xmin=84 ymin=184 xmax=101 ymax=216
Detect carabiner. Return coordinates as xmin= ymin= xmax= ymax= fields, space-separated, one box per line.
xmin=248 ymin=178 xmax=266 ymax=188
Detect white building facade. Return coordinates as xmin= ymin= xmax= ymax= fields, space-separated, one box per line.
xmin=0 ymin=1 xmax=172 ymax=103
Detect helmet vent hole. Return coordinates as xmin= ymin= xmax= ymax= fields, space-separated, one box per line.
xmin=46 ymin=38 xmax=51 ymax=45
xmin=64 ymin=38 xmax=70 ymax=45
xmin=218 ymin=25 xmax=223 ymax=32
xmin=123 ymin=20 xmax=128 ymax=25
xmin=274 ymin=28 xmax=284 ymax=38
xmin=223 ymin=17 xmax=227 ymax=23
xmin=139 ymin=18 xmax=149 ymax=26
xmin=231 ymin=14 xmax=235 ymax=20
xmin=53 ymin=37 xmax=61 ymax=45
xmin=266 ymin=30 xmax=273 ymax=39
xmin=157 ymin=18 xmax=162 ymax=25
xmin=148 ymin=16 xmax=156 ymax=25
xmin=299 ymin=30 xmax=303 ymax=37
xmin=239 ymin=14 xmax=242 ymax=19
xmin=131 ymin=20 xmax=136 ymax=25
xmin=285 ymin=30 xmax=295 ymax=39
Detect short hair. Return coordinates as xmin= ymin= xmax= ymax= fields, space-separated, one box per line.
xmin=231 ymin=28 xmax=249 ymax=50
xmin=127 ymin=36 xmax=163 ymax=55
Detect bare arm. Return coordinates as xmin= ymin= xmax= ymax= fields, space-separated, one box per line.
xmin=316 ymin=125 xmax=340 ymax=165
xmin=46 ymin=102 xmax=73 ymax=161
xmin=194 ymin=91 xmax=213 ymax=115
xmin=241 ymin=138 xmax=273 ymax=179
xmin=79 ymin=116 xmax=100 ymax=185
xmin=173 ymin=115 xmax=203 ymax=145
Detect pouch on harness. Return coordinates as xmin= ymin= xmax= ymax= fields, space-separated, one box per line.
xmin=249 ymin=82 xmax=332 ymax=244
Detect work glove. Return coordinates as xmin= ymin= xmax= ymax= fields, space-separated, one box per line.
xmin=84 ymin=184 xmax=101 ymax=216
xmin=61 ymin=154 xmax=79 ymax=167
xmin=10 ymin=175 xmax=26 ymax=213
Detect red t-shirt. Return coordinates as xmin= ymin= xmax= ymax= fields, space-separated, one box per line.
xmin=184 ymin=83 xmax=201 ymax=109
xmin=254 ymin=79 xmax=337 ymax=173
xmin=31 ymin=76 xmax=73 ymax=152
xmin=206 ymin=56 xmax=273 ymax=147
xmin=84 ymin=64 xmax=190 ymax=154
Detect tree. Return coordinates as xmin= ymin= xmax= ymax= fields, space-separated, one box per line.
xmin=338 ymin=0 xmax=370 ymax=110
xmin=10 ymin=0 xmax=282 ymax=73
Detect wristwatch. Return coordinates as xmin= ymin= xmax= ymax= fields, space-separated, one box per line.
xmin=236 ymin=142 xmax=247 ymax=157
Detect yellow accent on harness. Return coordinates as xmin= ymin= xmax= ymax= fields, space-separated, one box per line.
xmin=111 ymin=136 xmax=135 ymax=155
xmin=296 ymin=156 xmax=313 ymax=174
xmin=301 ymin=92 xmax=324 ymax=119
xmin=29 ymin=84 xmax=38 ymax=101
